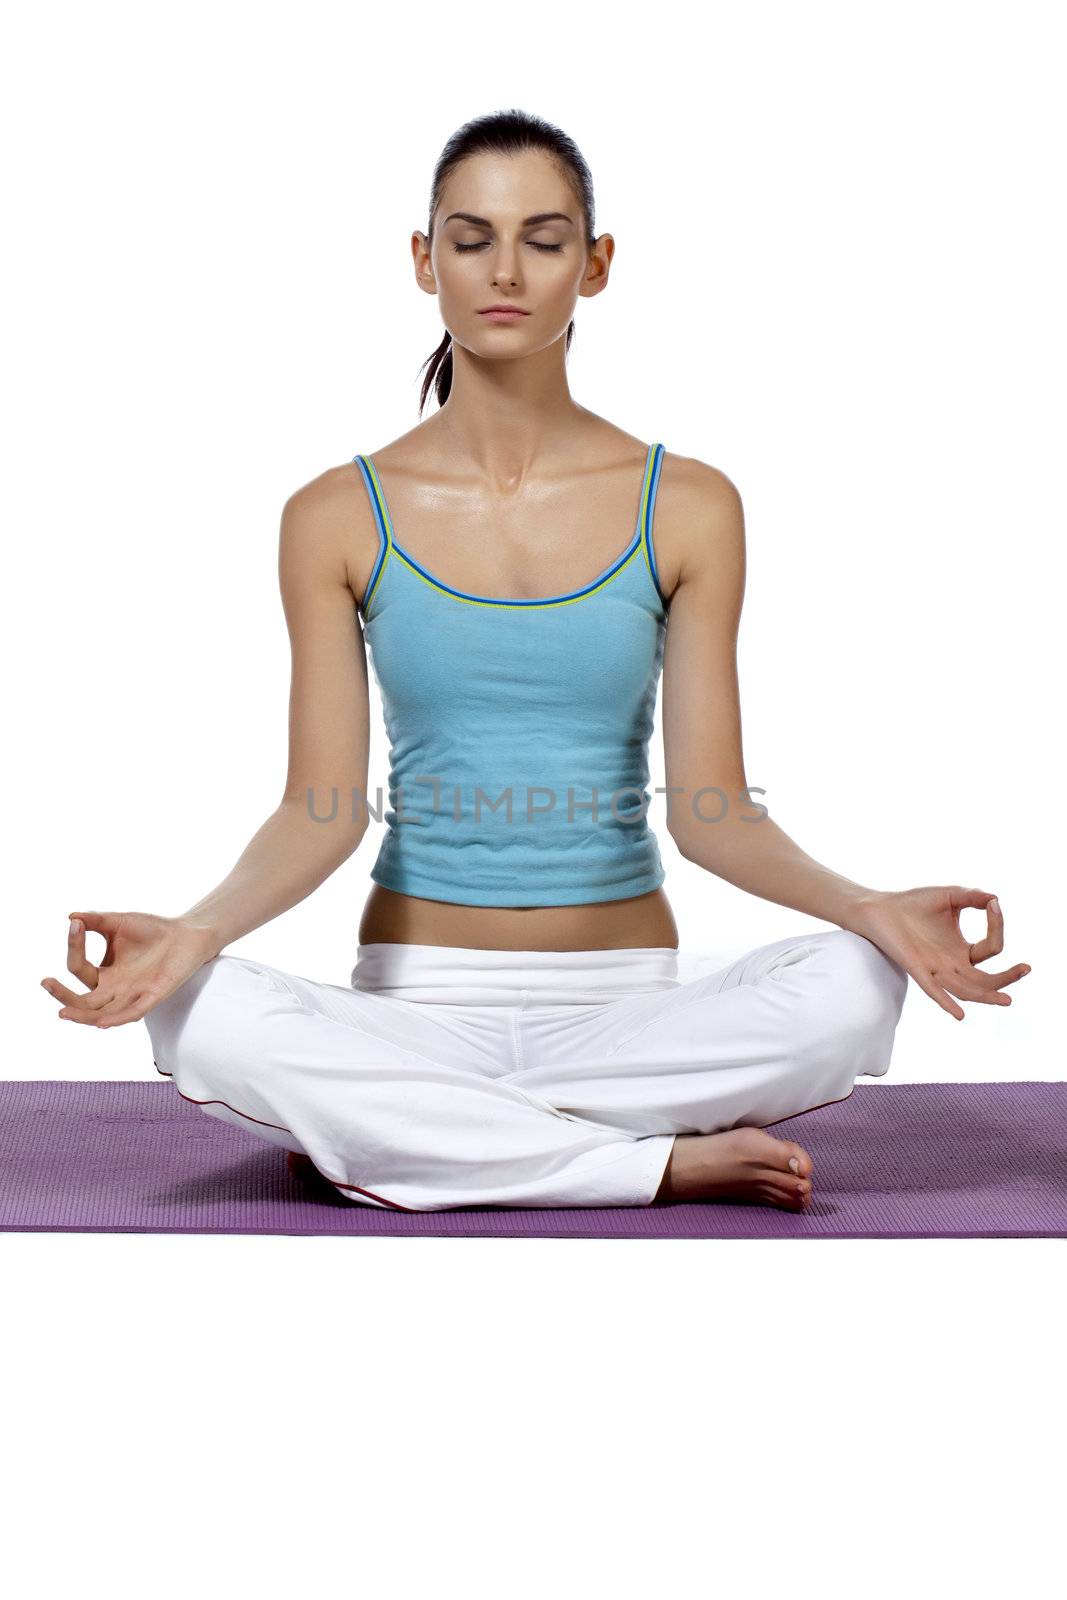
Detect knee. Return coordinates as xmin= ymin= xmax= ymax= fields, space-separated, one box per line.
xmin=784 ymin=931 xmax=906 ymax=1080
xmin=819 ymin=929 xmax=908 ymax=1045
xmin=760 ymin=931 xmax=906 ymax=1101
xmin=144 ymin=955 xmax=269 ymax=1079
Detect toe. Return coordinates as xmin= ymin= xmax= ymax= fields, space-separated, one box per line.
xmin=784 ymin=1141 xmax=814 ymax=1179
xmin=763 ymin=1180 xmax=806 ymax=1211
xmin=768 ymin=1153 xmax=812 ymax=1206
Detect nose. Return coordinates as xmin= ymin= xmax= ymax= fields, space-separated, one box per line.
xmin=490 ymin=241 xmax=520 ymax=288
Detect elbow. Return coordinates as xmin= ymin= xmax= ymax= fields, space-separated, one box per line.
xmin=338 ymin=820 xmax=369 ymax=860
xmin=667 ymin=821 xmax=726 ymax=869
xmin=335 ymin=814 xmax=370 ymax=859
xmin=666 ymin=823 xmax=698 ymax=863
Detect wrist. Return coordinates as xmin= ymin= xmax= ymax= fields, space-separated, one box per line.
xmin=175 ymin=915 xmax=227 ymax=961
xmin=840 ymin=889 xmax=890 ymax=936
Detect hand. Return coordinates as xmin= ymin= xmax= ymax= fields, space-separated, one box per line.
xmin=40 ymin=911 xmax=221 ymax=1030
xmin=850 ymin=886 xmax=1031 ymax=1021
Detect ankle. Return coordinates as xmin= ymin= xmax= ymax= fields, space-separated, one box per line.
xmin=652 ymin=1137 xmax=684 ymax=1204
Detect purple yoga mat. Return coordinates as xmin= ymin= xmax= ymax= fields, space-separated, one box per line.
xmin=1 ymin=1079 xmax=1064 ymax=1238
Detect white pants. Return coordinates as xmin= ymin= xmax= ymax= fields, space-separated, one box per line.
xmin=144 ymin=929 xmax=908 ymax=1212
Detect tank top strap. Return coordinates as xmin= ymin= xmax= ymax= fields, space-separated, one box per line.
xmin=639 ymin=442 xmax=668 ymax=610
xmin=354 ymin=444 xmax=668 ymax=617
xmin=352 ymin=454 xmax=393 ymax=616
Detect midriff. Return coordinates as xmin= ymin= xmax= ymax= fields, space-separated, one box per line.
xmin=356 ymin=883 xmax=680 ymax=952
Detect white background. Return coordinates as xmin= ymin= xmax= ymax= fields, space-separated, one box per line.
xmin=3 ymin=2 xmax=1063 ymax=1595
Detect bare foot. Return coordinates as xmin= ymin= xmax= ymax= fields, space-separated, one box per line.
xmin=651 ymin=1127 xmax=814 ymax=1210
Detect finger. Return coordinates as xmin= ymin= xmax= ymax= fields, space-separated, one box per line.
xmin=935 ymin=963 xmax=1007 ymax=1001
xmin=56 ymin=986 xmax=137 ymax=1023
xmin=67 ymin=910 xmax=121 ymax=935
xmin=55 ymin=1002 xmax=120 ymax=1025
xmin=50 ymin=990 xmax=110 ymax=1017
xmin=958 ymin=962 xmax=1031 ymax=993
xmin=948 ymin=887 xmax=998 ymax=915
xmin=909 ymin=967 xmax=965 ymax=1021
xmin=52 ymin=980 xmax=128 ymax=1016
xmin=93 ymin=993 xmax=156 ymax=1028
xmin=66 ymin=917 xmax=100 ymax=989
xmin=41 ymin=978 xmax=89 ymax=1007
xmin=941 ymin=978 xmax=1012 ymax=1006
xmin=968 ymin=894 xmax=1005 ymax=964
xmin=939 ymin=963 xmax=1031 ymax=1006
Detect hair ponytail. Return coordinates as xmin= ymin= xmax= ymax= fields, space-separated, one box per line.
xmin=418 ymin=330 xmax=454 ymax=415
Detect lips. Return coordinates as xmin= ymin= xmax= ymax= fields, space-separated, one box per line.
xmin=478 ymin=307 xmax=530 ymax=318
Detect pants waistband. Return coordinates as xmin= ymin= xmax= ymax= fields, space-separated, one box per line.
xmin=350 ymin=942 xmax=682 ymax=1005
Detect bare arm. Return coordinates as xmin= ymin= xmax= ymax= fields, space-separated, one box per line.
xmin=41 ymin=470 xmax=377 ymax=1028
xmin=660 ymin=460 xmax=879 ymax=932
xmin=658 ymin=461 xmax=1032 ymax=1020
xmin=180 ymin=473 xmax=373 ymax=956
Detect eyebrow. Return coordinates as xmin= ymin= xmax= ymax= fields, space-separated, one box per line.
xmin=442 ymin=211 xmax=576 ymax=229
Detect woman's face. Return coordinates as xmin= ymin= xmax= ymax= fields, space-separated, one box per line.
xmin=413 ymin=147 xmax=613 ymax=359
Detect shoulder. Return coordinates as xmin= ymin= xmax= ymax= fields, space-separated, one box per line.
xmin=281 ymin=459 xmax=374 ymax=533
xmin=279 ymin=460 xmax=382 ymax=603
xmin=654 ymin=450 xmax=745 ymax=601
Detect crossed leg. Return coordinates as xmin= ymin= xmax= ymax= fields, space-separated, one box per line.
xmin=144 ymin=954 xmax=676 ymax=1212
xmin=144 ymin=930 xmax=907 ymax=1213
xmin=499 ymin=929 xmax=910 ymax=1209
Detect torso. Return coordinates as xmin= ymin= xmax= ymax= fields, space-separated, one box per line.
xmin=343 ymin=416 xmax=692 ymax=953
xmin=357 ymin=884 xmax=679 ymax=952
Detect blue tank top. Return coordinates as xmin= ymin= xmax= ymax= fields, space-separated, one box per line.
xmin=352 ymin=442 xmax=669 ymax=908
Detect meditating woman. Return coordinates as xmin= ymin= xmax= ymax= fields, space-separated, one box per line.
xmin=40 ymin=108 xmax=1030 ymax=1213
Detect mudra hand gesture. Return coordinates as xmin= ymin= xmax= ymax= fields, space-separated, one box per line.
xmin=854 ymin=886 xmax=1030 ymax=1021
xmin=41 ymin=911 xmax=219 ymax=1029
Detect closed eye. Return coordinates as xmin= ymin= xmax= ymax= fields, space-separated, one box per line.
xmin=452 ymin=241 xmax=564 ymax=253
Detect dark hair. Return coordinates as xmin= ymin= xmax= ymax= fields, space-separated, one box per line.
xmin=417 ymin=108 xmax=598 ymax=416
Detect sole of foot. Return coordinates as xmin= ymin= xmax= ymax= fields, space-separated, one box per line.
xmin=655 ymin=1125 xmax=814 ymax=1210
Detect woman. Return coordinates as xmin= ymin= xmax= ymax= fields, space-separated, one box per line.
xmin=41 ymin=109 xmax=1030 ymax=1214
